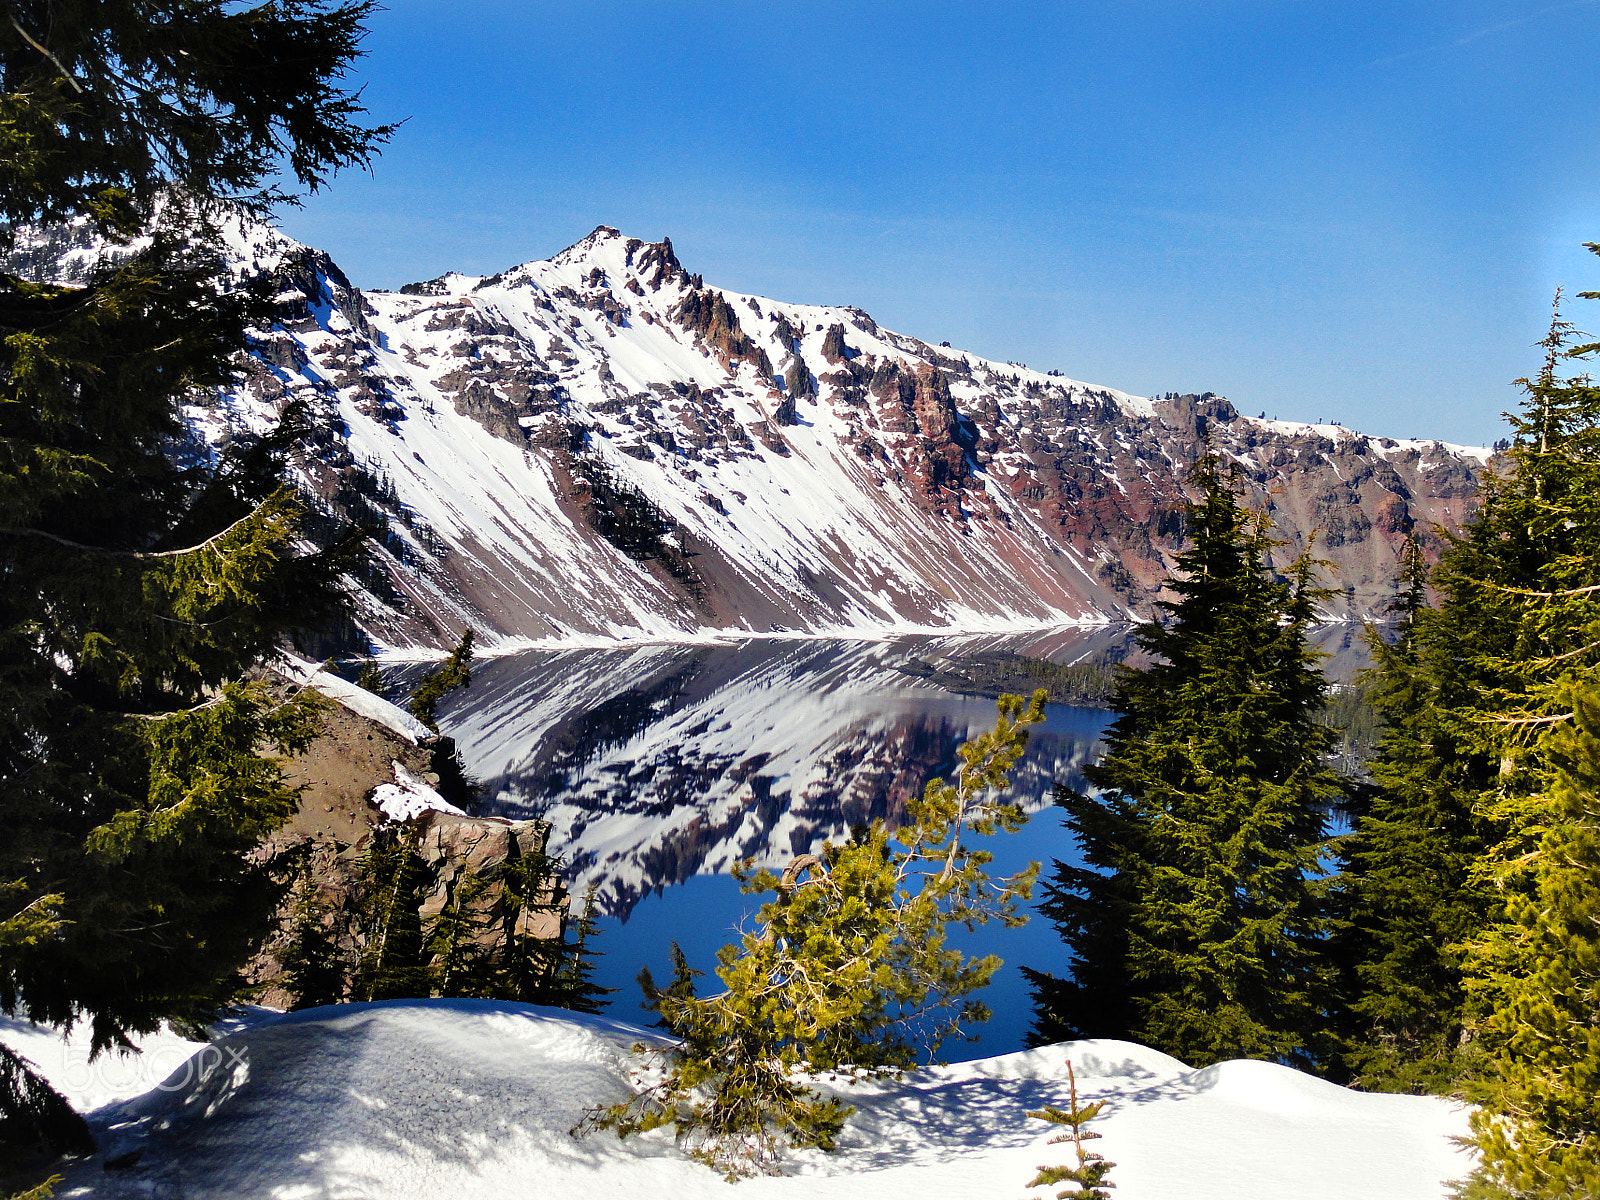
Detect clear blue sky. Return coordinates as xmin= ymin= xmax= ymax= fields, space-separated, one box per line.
xmin=279 ymin=0 xmax=1600 ymax=446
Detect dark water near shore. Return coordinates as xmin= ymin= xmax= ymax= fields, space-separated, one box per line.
xmin=429 ymin=622 xmax=1373 ymax=1059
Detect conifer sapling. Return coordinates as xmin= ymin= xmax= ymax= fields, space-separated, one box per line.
xmin=581 ymin=691 xmax=1049 ymax=1178
xmin=1024 ymin=1059 xmax=1116 ymax=1200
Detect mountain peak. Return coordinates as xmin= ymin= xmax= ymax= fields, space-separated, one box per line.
xmin=549 ymin=224 xmax=630 ymax=266
xmin=17 ymin=216 xmax=1488 ymax=651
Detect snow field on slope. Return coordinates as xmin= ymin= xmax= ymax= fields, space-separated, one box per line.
xmin=2 ymin=1000 xmax=1473 ymax=1200
xmin=338 ymin=229 xmax=1117 ymax=642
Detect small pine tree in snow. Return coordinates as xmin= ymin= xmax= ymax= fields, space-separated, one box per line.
xmin=1024 ymin=1059 xmax=1116 ymax=1200
xmin=582 ymin=691 xmax=1048 ymax=1178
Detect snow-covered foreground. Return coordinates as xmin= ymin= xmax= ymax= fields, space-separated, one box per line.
xmin=2 ymin=1000 xmax=1474 ymax=1199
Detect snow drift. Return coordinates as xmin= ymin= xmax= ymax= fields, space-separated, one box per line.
xmin=4 ymin=1000 xmax=1473 ymax=1199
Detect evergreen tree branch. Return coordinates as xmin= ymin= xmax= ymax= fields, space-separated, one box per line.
xmin=1473 ymin=580 xmax=1600 ymax=599
xmin=0 ymin=505 xmax=262 ymax=558
xmin=583 ymin=694 xmax=1046 ymax=1177
xmin=8 ymin=16 xmax=85 ymax=93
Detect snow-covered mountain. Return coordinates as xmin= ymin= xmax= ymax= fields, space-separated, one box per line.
xmin=13 ymin=219 xmax=1490 ymax=652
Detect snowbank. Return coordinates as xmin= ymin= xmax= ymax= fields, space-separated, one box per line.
xmin=279 ymin=654 xmax=434 ymax=745
xmin=2 ymin=1000 xmax=1473 ymax=1199
xmin=370 ymin=760 xmax=467 ymax=822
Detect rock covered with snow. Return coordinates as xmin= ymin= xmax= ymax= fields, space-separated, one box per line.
xmin=370 ymin=759 xmax=463 ymax=821
xmin=3 ymin=1000 xmax=1474 ymax=1199
xmin=281 ymin=654 xmax=434 ymax=745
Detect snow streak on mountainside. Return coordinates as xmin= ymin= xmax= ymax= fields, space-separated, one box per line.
xmin=10 ymin=219 xmax=1490 ymax=651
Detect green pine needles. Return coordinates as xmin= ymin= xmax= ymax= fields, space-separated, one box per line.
xmin=277 ymin=825 xmax=611 ymax=1014
xmin=1023 ymin=1059 xmax=1117 ymax=1200
xmin=1027 ymin=455 xmax=1344 ymax=1072
xmin=408 ymin=629 xmax=475 ymax=732
xmin=1333 ymin=537 xmax=1493 ymax=1092
xmin=1 ymin=0 xmax=391 ymax=1090
xmin=1455 ymin=682 xmax=1600 ymax=1198
xmin=581 ymin=691 xmax=1048 ymax=1178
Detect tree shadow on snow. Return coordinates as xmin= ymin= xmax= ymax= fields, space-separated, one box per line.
xmin=829 ymin=1049 xmax=1215 ymax=1173
xmin=61 ymin=1001 xmax=699 ymax=1198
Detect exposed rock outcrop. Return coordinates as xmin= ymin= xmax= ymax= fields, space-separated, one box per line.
xmin=243 ymin=668 xmax=567 ymax=1009
xmin=673 ymin=286 xmax=776 ymax=379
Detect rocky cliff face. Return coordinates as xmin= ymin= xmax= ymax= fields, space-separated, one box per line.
xmin=10 ymin=219 xmax=1490 ymax=650
xmin=243 ymin=667 xmax=566 ymax=1008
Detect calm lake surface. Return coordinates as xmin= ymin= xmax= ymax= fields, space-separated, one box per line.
xmin=428 ymin=622 xmax=1373 ymax=1059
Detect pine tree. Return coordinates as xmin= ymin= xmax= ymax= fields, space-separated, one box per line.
xmin=423 ymin=870 xmax=494 ymax=999
xmin=406 ymin=630 xmax=481 ymax=813
xmin=1026 ymin=457 xmax=1343 ymax=1071
xmin=584 ymin=692 xmax=1048 ymax=1177
xmin=350 ymin=828 xmax=435 ymax=1002
xmin=273 ymin=830 xmax=612 ymax=1014
xmin=409 ymin=629 xmax=475 ymax=732
xmin=0 ymin=0 xmax=390 ymax=1063
xmin=0 ymin=887 xmax=89 ymax=1167
xmin=546 ymin=884 xmax=615 ymax=1015
xmin=1333 ymin=538 xmax=1494 ymax=1091
xmin=1023 ymin=1060 xmax=1117 ymax=1200
xmin=280 ymin=870 xmax=351 ymax=1011
xmin=639 ymin=941 xmax=702 ymax=1031
xmin=1432 ymin=281 xmax=1600 ymax=1194
xmin=477 ymin=848 xmax=566 ymax=1002
xmin=1348 ymin=291 xmax=1600 ymax=1089
xmin=1448 ymin=296 xmax=1600 ymax=888
xmin=0 ymin=1042 xmax=91 ymax=1166
xmin=1456 ymin=681 xmax=1600 ymax=1198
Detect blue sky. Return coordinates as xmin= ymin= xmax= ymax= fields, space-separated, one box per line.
xmin=280 ymin=1 xmax=1600 ymax=445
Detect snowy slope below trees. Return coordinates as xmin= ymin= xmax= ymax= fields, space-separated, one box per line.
xmin=4 ymin=1000 xmax=1472 ymax=1199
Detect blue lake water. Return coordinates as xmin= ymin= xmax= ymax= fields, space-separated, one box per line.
xmin=431 ymin=628 xmax=1124 ymax=1060
xmin=430 ymin=623 xmax=1369 ymax=1061
xmin=586 ymin=703 xmax=1113 ymax=1059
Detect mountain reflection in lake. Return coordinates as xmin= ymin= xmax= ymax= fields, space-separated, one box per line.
xmin=440 ymin=628 xmax=1130 ymax=917
xmin=425 ymin=629 xmax=1121 ymax=1055
xmin=431 ymin=623 xmax=1371 ymax=1057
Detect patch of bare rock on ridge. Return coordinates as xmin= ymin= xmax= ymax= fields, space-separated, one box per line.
xmin=239 ymin=666 xmax=567 ymax=1009
xmin=7 ymin=219 xmax=1490 ymax=651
